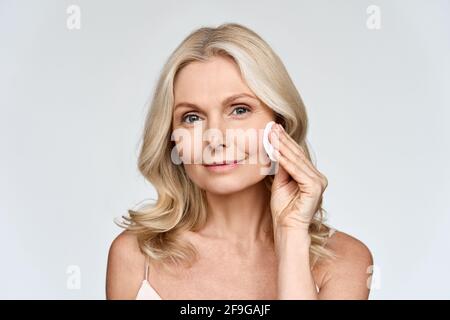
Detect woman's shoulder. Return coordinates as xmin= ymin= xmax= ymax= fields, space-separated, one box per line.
xmin=327 ymin=229 xmax=373 ymax=262
xmin=315 ymin=229 xmax=374 ymax=298
xmin=109 ymin=230 xmax=142 ymax=254
xmin=106 ymin=231 xmax=146 ymax=299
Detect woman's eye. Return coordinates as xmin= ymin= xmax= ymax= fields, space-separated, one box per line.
xmin=181 ymin=105 xmax=250 ymax=124
xmin=231 ymin=105 xmax=251 ymax=116
xmin=182 ymin=114 xmax=201 ymax=124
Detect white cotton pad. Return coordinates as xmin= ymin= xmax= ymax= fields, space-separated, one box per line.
xmin=263 ymin=121 xmax=278 ymax=162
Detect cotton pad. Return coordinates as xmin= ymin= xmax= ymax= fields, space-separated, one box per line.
xmin=263 ymin=121 xmax=278 ymax=162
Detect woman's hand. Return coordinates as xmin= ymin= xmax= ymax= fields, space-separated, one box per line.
xmin=269 ymin=123 xmax=328 ymax=233
xmin=268 ymin=123 xmax=328 ymax=299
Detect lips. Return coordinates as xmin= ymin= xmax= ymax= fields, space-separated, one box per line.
xmin=203 ymin=160 xmax=242 ymax=166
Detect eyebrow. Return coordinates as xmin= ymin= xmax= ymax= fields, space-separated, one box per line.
xmin=174 ymin=93 xmax=258 ymax=112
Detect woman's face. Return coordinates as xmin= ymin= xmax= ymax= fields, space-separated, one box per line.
xmin=171 ymin=55 xmax=275 ymax=195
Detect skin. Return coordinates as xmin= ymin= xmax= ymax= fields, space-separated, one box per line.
xmin=106 ymin=55 xmax=374 ymax=299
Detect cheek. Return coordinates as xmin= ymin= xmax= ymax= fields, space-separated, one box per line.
xmin=174 ymin=131 xmax=204 ymax=164
xmin=223 ymin=128 xmax=263 ymax=157
xmin=242 ymin=128 xmax=270 ymax=165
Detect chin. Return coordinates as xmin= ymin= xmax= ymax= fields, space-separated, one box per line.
xmin=202 ymin=174 xmax=265 ymax=195
xmin=202 ymin=179 xmax=248 ymax=195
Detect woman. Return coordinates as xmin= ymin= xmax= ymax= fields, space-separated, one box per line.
xmin=106 ymin=23 xmax=373 ymax=300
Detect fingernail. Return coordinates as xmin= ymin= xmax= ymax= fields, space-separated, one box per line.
xmin=273 ymin=124 xmax=280 ymax=132
xmin=271 ymin=123 xmax=278 ymax=132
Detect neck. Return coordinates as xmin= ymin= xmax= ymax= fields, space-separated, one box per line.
xmin=200 ymin=181 xmax=273 ymax=245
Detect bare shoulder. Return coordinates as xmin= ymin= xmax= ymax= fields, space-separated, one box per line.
xmin=326 ymin=230 xmax=373 ymax=267
xmin=105 ymin=230 xmax=146 ymax=299
xmin=317 ymin=230 xmax=374 ymax=299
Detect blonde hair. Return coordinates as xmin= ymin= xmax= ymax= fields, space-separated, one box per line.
xmin=118 ymin=22 xmax=336 ymax=269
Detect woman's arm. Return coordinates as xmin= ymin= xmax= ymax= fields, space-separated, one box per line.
xmin=276 ymin=226 xmax=373 ymax=299
xmin=268 ymin=123 xmax=373 ymax=299
xmin=315 ymin=231 xmax=374 ymax=299
xmin=105 ymin=231 xmax=146 ymax=299
xmin=275 ymin=227 xmax=317 ymax=299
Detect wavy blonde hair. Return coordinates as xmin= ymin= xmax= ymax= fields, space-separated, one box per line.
xmin=118 ymin=22 xmax=336 ymax=270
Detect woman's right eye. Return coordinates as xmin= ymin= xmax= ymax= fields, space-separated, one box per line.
xmin=182 ymin=114 xmax=201 ymax=124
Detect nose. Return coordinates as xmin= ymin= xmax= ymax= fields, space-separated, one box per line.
xmin=203 ymin=116 xmax=227 ymax=153
xmin=206 ymin=135 xmax=225 ymax=153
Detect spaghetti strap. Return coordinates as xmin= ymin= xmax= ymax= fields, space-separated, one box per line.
xmin=136 ymin=255 xmax=163 ymax=300
xmin=144 ymin=255 xmax=149 ymax=281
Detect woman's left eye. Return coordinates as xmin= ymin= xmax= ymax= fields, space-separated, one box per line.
xmin=231 ymin=105 xmax=251 ymax=116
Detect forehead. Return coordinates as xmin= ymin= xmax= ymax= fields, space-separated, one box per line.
xmin=173 ymin=55 xmax=254 ymax=103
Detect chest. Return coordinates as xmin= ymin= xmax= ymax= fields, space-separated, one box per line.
xmin=150 ymin=241 xmax=279 ymax=299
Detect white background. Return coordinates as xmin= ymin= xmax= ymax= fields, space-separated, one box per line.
xmin=1 ymin=0 xmax=449 ymax=299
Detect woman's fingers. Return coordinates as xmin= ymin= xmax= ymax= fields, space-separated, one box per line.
xmin=270 ymin=124 xmax=328 ymax=189
xmin=271 ymin=130 xmax=316 ymax=180
xmin=274 ymin=147 xmax=316 ymax=186
xmin=277 ymin=126 xmax=321 ymax=174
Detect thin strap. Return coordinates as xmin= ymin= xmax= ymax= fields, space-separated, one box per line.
xmin=144 ymin=255 xmax=149 ymax=281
